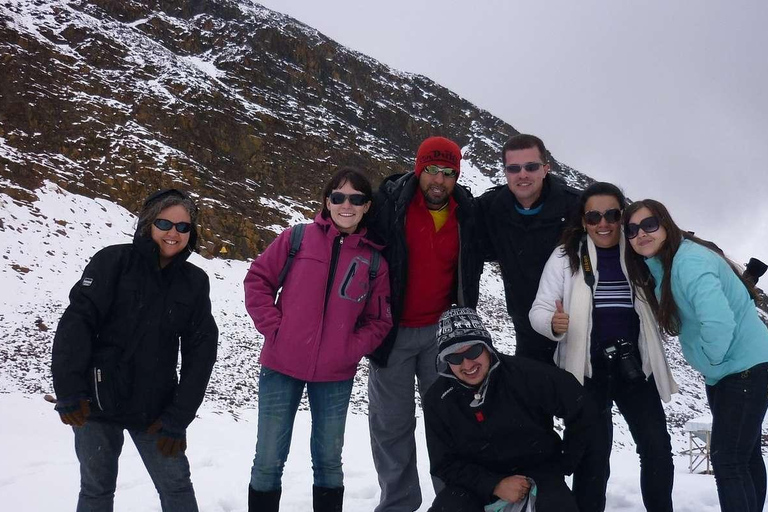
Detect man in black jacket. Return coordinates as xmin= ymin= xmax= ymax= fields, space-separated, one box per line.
xmin=51 ymin=189 xmax=218 ymax=511
xmin=366 ymin=137 xmax=484 ymax=512
xmin=478 ymin=134 xmax=580 ymax=363
xmin=424 ymin=307 xmax=595 ymax=512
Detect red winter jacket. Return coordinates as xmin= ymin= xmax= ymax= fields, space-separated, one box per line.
xmin=244 ymin=214 xmax=392 ymax=382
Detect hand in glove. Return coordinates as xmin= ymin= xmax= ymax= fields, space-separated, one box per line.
xmin=147 ymin=420 xmax=187 ymax=457
xmin=55 ymin=398 xmax=91 ymax=427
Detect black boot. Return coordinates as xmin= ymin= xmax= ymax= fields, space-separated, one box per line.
xmin=248 ymin=485 xmax=281 ymax=512
xmin=312 ymin=485 xmax=344 ymax=512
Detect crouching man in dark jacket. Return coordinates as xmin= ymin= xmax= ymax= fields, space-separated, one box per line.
xmin=424 ymin=307 xmax=596 ymax=512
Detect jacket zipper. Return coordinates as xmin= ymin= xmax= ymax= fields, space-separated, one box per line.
xmin=340 ymin=261 xmax=357 ymax=297
xmin=93 ymin=367 xmax=103 ymax=411
xmin=323 ymin=235 xmax=344 ymax=311
xmin=456 ymin=223 xmax=464 ymax=306
xmin=308 ymin=234 xmax=345 ymax=380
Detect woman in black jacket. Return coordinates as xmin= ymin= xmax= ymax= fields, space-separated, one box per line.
xmin=51 ymin=189 xmax=218 ymax=512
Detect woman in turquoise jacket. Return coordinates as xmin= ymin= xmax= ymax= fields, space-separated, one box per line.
xmin=623 ymin=199 xmax=768 ymax=512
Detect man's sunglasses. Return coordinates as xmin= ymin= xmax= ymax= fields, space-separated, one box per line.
xmin=329 ymin=192 xmax=369 ymax=206
xmin=626 ymin=216 xmax=661 ymax=239
xmin=423 ymin=165 xmax=458 ymax=178
xmin=584 ymin=209 xmax=622 ymax=226
xmin=504 ymin=162 xmax=544 ymax=174
xmin=153 ymin=219 xmax=192 ymax=233
xmin=444 ymin=343 xmax=485 ymax=365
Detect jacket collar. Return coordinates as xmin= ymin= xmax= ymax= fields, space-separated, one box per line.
xmin=500 ymin=173 xmax=571 ymax=219
xmin=132 ymin=233 xmax=192 ymax=273
xmin=382 ymin=171 xmax=473 ymax=212
xmin=313 ymin=213 xmax=383 ymax=251
xmin=437 ymin=345 xmax=502 ymax=408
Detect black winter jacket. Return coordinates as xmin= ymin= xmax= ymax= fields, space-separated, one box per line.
xmin=478 ymin=175 xmax=580 ymax=361
xmin=423 ymin=353 xmax=596 ymax=503
xmin=51 ymin=232 xmax=218 ymax=431
xmin=366 ymin=172 xmax=484 ymax=367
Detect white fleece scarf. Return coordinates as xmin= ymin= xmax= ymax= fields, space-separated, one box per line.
xmin=558 ymin=236 xmax=678 ymax=402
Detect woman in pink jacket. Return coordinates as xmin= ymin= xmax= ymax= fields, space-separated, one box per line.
xmin=244 ymin=167 xmax=392 ymax=512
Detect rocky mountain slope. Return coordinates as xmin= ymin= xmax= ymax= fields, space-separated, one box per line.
xmin=1 ymin=0 xmax=589 ymax=260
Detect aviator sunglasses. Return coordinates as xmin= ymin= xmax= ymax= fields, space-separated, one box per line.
xmin=626 ymin=216 xmax=661 ymax=239
xmin=329 ymin=192 xmax=369 ymax=206
xmin=584 ymin=208 xmax=622 ymax=226
xmin=504 ymin=162 xmax=544 ymax=174
xmin=153 ymin=218 xmax=192 ymax=233
xmin=444 ymin=343 xmax=485 ymax=365
xmin=423 ymin=165 xmax=458 ymax=178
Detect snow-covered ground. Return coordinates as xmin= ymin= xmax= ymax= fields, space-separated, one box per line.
xmin=0 ymin=180 xmax=750 ymax=510
xmin=0 ymin=393 xmax=726 ymax=511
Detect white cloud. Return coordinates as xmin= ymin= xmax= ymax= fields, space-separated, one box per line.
xmin=258 ymin=0 xmax=768 ymax=266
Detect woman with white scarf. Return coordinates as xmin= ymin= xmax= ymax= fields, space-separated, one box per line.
xmin=529 ymin=182 xmax=678 ymax=512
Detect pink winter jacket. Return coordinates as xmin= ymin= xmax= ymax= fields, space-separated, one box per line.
xmin=244 ymin=214 xmax=392 ymax=382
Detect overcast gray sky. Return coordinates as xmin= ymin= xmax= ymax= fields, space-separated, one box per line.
xmin=259 ymin=0 xmax=768 ymax=268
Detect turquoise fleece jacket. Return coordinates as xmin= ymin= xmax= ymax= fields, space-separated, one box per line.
xmin=646 ymin=239 xmax=768 ymax=385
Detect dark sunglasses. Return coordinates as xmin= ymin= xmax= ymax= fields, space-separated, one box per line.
xmin=153 ymin=218 xmax=192 ymax=233
xmin=444 ymin=343 xmax=485 ymax=365
xmin=584 ymin=208 xmax=622 ymax=226
xmin=423 ymin=165 xmax=458 ymax=178
xmin=626 ymin=216 xmax=661 ymax=239
xmin=504 ymin=162 xmax=544 ymax=174
xmin=329 ymin=192 xmax=369 ymax=206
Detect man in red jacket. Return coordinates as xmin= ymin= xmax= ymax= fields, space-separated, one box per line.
xmin=366 ymin=137 xmax=484 ymax=512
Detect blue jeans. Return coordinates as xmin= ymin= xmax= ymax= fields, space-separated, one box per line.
xmin=249 ymin=367 xmax=354 ymax=491
xmin=73 ymin=421 xmax=197 ymax=512
xmin=706 ymin=362 xmax=768 ymax=512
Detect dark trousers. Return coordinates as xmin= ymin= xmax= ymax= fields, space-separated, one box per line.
xmin=706 ymin=362 xmax=768 ymax=512
xmin=573 ymin=371 xmax=673 ymax=512
xmin=428 ymin=477 xmax=578 ymax=512
xmin=512 ymin=316 xmax=557 ymax=365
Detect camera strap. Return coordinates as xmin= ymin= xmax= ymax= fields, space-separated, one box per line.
xmin=580 ymin=235 xmax=596 ymax=290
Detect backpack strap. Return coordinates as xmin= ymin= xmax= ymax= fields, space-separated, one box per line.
xmin=277 ymin=223 xmax=306 ymax=287
xmin=278 ymin=223 xmax=380 ymax=287
xmin=369 ymin=248 xmax=381 ymax=280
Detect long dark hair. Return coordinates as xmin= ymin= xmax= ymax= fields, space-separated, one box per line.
xmin=561 ymin=182 xmax=626 ymax=273
xmin=623 ymin=199 xmax=757 ymax=336
xmin=320 ymin=167 xmax=373 ymax=228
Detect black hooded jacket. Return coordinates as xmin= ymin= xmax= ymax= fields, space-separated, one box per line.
xmin=366 ymin=172 xmax=484 ymax=367
xmin=477 ymin=174 xmax=580 ymax=360
xmin=51 ymin=224 xmax=218 ymax=431
xmin=423 ymin=352 xmax=596 ymax=503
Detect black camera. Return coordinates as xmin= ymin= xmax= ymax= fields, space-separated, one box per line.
xmin=602 ymin=339 xmax=644 ymax=383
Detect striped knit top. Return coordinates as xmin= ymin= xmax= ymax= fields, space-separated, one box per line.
xmin=591 ymin=245 xmax=640 ymax=359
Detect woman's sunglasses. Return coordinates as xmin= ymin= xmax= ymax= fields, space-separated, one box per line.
xmin=329 ymin=192 xmax=369 ymax=206
xmin=626 ymin=216 xmax=661 ymax=239
xmin=584 ymin=208 xmax=622 ymax=226
xmin=444 ymin=343 xmax=485 ymax=365
xmin=153 ymin=219 xmax=192 ymax=233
